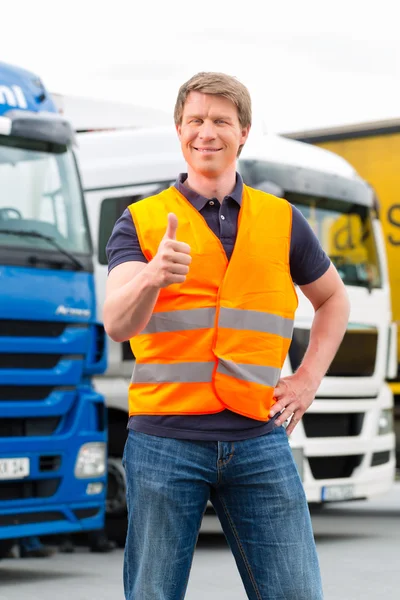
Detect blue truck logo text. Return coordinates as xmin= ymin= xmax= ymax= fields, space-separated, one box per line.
xmin=0 ymin=85 xmax=27 ymax=109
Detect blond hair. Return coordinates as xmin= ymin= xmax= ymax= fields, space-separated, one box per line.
xmin=174 ymin=72 xmax=252 ymax=129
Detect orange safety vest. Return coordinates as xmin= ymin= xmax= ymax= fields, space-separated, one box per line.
xmin=127 ymin=184 xmax=298 ymax=421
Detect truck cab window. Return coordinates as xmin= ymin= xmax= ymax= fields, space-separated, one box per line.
xmin=292 ymin=196 xmax=382 ymax=289
xmin=98 ymin=195 xmax=142 ymax=265
xmin=98 ymin=182 xmax=174 ymax=265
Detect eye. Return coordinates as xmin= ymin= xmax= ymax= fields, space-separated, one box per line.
xmin=215 ymin=119 xmax=225 ymax=124
xmin=190 ymin=119 xmax=202 ymax=124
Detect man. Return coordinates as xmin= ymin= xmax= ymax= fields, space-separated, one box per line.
xmin=104 ymin=72 xmax=350 ymax=600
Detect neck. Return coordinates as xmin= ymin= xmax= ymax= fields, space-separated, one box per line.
xmin=185 ymin=166 xmax=237 ymax=202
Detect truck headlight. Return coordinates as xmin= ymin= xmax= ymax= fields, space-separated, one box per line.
xmin=74 ymin=442 xmax=106 ymax=478
xmin=378 ymin=409 xmax=394 ymax=435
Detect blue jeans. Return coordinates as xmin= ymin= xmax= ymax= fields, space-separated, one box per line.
xmin=123 ymin=426 xmax=323 ymax=600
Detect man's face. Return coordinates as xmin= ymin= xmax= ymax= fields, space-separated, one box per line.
xmin=176 ymin=91 xmax=250 ymax=177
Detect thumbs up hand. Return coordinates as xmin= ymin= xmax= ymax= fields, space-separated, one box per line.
xmin=147 ymin=213 xmax=192 ymax=289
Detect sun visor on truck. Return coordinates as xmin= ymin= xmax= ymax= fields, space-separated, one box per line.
xmin=239 ymin=160 xmax=373 ymax=207
xmin=3 ymin=110 xmax=75 ymax=147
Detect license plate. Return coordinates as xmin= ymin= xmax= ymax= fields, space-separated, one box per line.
xmin=0 ymin=458 xmax=30 ymax=480
xmin=321 ymin=484 xmax=354 ymax=502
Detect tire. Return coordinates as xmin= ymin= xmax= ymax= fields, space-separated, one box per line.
xmin=308 ymin=502 xmax=325 ymax=514
xmin=0 ymin=539 xmax=15 ymax=559
xmin=106 ymin=514 xmax=127 ymax=548
xmin=105 ymin=456 xmax=128 ymax=548
xmin=106 ymin=414 xmax=129 ymax=547
xmin=106 ymin=456 xmax=127 ymax=516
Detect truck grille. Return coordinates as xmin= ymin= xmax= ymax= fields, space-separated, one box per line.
xmin=0 ymin=478 xmax=60 ymax=501
xmin=308 ymin=455 xmax=363 ymax=479
xmin=0 ymin=386 xmax=54 ymax=401
xmin=39 ymin=455 xmax=62 ymax=472
xmin=0 ymin=511 xmax=64 ymax=526
xmin=0 ymin=354 xmax=82 ymax=369
xmin=371 ymin=451 xmax=390 ymax=467
xmin=0 ymin=417 xmax=60 ymax=437
xmin=0 ymin=320 xmax=87 ymax=337
xmin=0 ymin=320 xmax=66 ymax=338
xmin=0 ymin=386 xmax=74 ymax=401
xmin=0 ymin=509 xmax=99 ymax=527
xmin=289 ymin=327 xmax=377 ymax=376
xmin=302 ymin=413 xmax=364 ymax=437
xmin=73 ymin=508 xmax=100 ymax=520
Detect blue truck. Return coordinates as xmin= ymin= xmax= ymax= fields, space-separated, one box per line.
xmin=0 ymin=62 xmax=107 ymax=553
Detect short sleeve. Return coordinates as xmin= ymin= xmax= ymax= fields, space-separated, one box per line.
xmin=106 ymin=208 xmax=148 ymax=273
xmin=289 ymin=205 xmax=331 ymax=286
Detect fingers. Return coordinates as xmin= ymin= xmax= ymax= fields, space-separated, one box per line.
xmin=166 ymin=273 xmax=187 ymax=285
xmin=285 ymin=413 xmax=300 ymax=436
xmin=271 ymin=376 xmax=312 ymax=434
xmin=269 ymin=389 xmax=287 ymax=416
xmin=165 ymin=213 xmax=178 ymax=240
xmin=167 ymin=262 xmax=190 ymax=276
xmin=172 ymin=252 xmax=192 ymax=266
xmin=159 ymin=249 xmax=192 ymax=270
xmin=275 ymin=405 xmax=296 ymax=427
xmin=270 ymin=381 xmax=300 ymax=426
xmin=168 ymin=242 xmax=192 ymax=256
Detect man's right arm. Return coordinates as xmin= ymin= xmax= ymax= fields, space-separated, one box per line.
xmin=103 ymin=261 xmax=161 ymax=343
xmin=103 ymin=213 xmax=191 ymax=342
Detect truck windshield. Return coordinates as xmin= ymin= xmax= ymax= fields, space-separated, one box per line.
xmin=287 ymin=193 xmax=382 ymax=289
xmin=0 ymin=137 xmax=90 ymax=263
xmin=239 ymin=158 xmax=381 ymax=290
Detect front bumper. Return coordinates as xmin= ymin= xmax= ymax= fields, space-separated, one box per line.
xmin=291 ymin=382 xmax=396 ymax=504
xmin=0 ymin=501 xmax=105 ymax=540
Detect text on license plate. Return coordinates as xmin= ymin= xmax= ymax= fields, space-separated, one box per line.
xmin=0 ymin=458 xmax=30 ymax=480
xmin=321 ymin=484 xmax=354 ymax=502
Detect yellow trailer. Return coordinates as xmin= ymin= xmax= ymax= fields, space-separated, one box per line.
xmin=286 ymin=119 xmax=400 ymax=465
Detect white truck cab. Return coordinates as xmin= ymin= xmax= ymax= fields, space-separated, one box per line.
xmin=76 ymin=126 xmax=396 ymax=539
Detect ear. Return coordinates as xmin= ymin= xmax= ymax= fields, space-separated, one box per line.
xmin=176 ymin=123 xmax=182 ymax=140
xmin=240 ymin=125 xmax=251 ymax=145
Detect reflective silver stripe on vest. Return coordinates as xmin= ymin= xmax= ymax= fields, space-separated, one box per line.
xmin=219 ymin=307 xmax=293 ymax=339
xmin=132 ymin=362 xmax=215 ymax=383
xmin=141 ymin=307 xmax=216 ymax=335
xmin=217 ymin=358 xmax=281 ymax=387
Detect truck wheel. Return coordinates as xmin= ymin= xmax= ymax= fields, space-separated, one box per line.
xmin=0 ymin=539 xmax=15 ymax=558
xmin=308 ymin=502 xmax=325 ymax=514
xmin=105 ymin=456 xmax=128 ymax=547
xmin=106 ymin=456 xmax=127 ymax=516
xmin=106 ymin=514 xmax=127 ymax=548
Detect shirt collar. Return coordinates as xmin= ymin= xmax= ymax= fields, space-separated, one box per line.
xmin=174 ymin=173 xmax=243 ymax=211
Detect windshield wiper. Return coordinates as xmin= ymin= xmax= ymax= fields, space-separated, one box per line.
xmin=0 ymin=229 xmax=85 ymax=270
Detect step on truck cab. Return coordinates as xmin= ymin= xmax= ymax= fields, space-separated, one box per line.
xmin=0 ymin=62 xmax=107 ymax=549
xmin=76 ymin=125 xmax=396 ymax=537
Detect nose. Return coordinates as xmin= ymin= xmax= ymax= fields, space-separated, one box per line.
xmin=198 ymin=120 xmax=217 ymax=140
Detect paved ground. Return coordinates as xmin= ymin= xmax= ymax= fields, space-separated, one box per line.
xmin=0 ymin=484 xmax=399 ymax=599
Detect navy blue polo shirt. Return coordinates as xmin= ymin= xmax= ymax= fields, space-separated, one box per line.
xmin=106 ymin=173 xmax=331 ymax=441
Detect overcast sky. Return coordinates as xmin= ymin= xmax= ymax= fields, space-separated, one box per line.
xmin=2 ymin=0 xmax=400 ymax=133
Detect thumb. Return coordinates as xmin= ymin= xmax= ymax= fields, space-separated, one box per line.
xmin=165 ymin=213 xmax=178 ymax=240
xmin=273 ymin=379 xmax=286 ymax=398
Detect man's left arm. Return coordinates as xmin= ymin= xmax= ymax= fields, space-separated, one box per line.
xmin=270 ymin=263 xmax=350 ymax=435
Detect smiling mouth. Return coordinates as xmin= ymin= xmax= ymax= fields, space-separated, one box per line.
xmin=193 ymin=147 xmax=222 ymax=153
